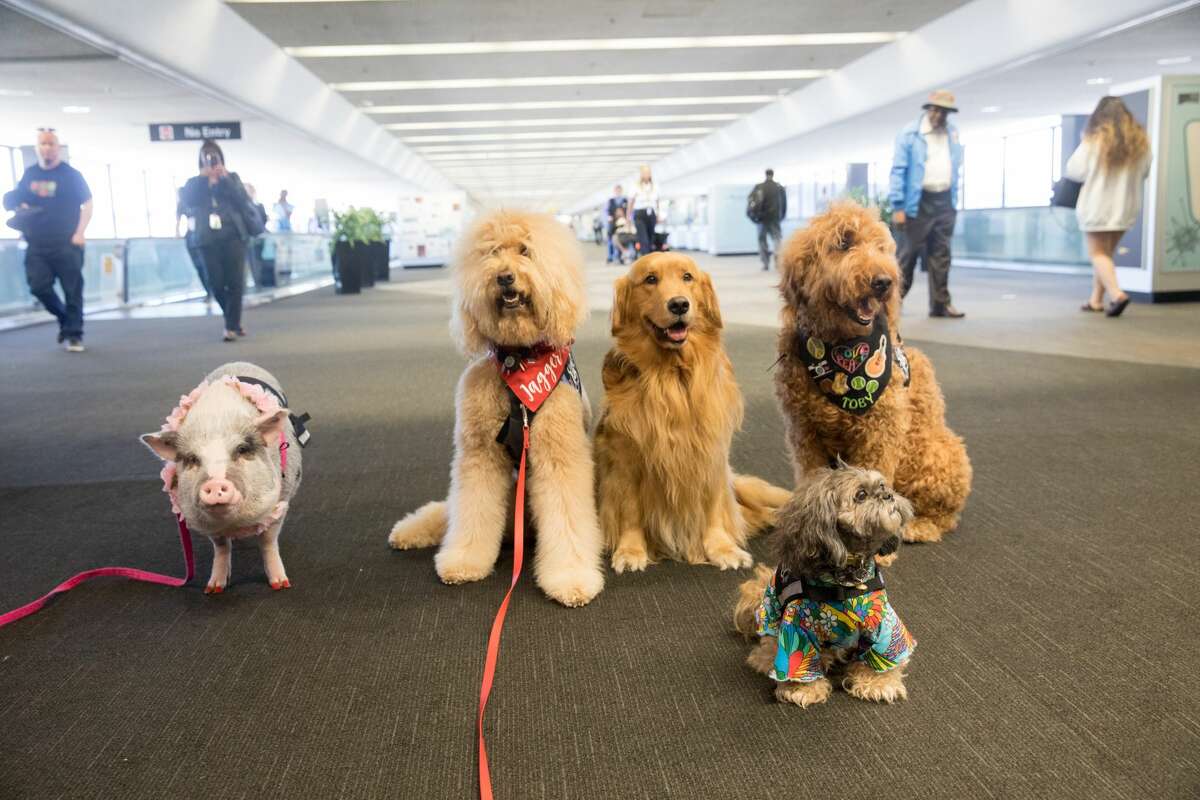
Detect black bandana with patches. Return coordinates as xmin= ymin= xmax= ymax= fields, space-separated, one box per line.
xmin=795 ymin=313 xmax=910 ymax=416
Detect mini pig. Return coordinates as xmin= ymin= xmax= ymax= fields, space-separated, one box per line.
xmin=141 ymin=362 xmax=304 ymax=593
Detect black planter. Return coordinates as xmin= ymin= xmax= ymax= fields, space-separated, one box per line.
xmin=332 ymin=241 xmax=364 ymax=294
xmin=359 ymin=243 xmax=375 ymax=288
xmin=371 ymin=240 xmax=391 ymax=281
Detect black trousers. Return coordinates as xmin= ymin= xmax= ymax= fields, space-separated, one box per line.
xmin=898 ymin=190 xmax=956 ymax=311
xmin=25 ymin=241 xmax=85 ymax=339
xmin=200 ymin=237 xmax=246 ymax=332
xmin=184 ymin=241 xmax=210 ymax=297
xmin=757 ymin=219 xmax=782 ymax=268
xmin=633 ymin=209 xmax=656 ymax=255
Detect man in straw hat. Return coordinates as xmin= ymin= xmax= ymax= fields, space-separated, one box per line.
xmin=888 ymin=89 xmax=965 ymax=318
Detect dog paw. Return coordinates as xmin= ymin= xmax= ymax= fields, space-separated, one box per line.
xmin=775 ymin=679 xmax=832 ymax=708
xmin=874 ymin=552 xmax=899 ymax=568
xmin=706 ymin=542 xmax=753 ymax=571
xmin=902 ymin=518 xmax=945 ymax=543
xmin=434 ymin=549 xmax=495 ymax=584
xmin=844 ymin=666 xmax=908 ymax=703
xmin=388 ymin=521 xmax=432 ymax=550
xmin=611 ymin=546 xmax=651 ymax=573
xmin=746 ymin=638 xmax=777 ymax=676
xmin=539 ymin=566 xmax=604 ymax=608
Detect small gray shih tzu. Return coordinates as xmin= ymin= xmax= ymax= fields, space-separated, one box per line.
xmin=734 ymin=464 xmax=916 ymax=707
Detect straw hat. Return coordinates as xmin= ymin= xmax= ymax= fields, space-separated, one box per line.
xmin=922 ymin=89 xmax=958 ymax=113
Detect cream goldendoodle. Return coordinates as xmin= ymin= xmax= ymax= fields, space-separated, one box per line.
xmin=386 ymin=210 xmax=604 ymax=607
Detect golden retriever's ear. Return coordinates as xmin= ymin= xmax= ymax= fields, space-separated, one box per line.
xmin=698 ymin=271 xmax=723 ymax=330
xmin=610 ymin=275 xmax=633 ymax=336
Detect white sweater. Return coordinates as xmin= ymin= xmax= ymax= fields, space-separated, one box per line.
xmin=1064 ymin=138 xmax=1152 ymax=232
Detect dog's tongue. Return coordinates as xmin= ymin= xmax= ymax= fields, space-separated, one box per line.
xmin=667 ymin=324 xmax=688 ymax=342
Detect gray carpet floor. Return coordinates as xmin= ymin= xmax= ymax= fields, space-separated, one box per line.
xmin=1 ymin=281 xmax=1198 ymax=799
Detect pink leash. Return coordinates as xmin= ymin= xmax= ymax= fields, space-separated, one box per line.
xmin=0 ymin=441 xmax=288 ymax=628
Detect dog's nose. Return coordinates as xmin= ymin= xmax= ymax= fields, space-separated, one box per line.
xmin=667 ymin=296 xmax=690 ymax=316
xmin=497 ymin=272 xmax=515 ymax=288
xmin=871 ymin=276 xmax=893 ymax=296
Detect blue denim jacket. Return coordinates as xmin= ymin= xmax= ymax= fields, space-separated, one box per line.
xmin=888 ymin=115 xmax=963 ymax=218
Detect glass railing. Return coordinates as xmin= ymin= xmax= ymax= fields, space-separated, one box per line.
xmin=3 ymin=234 xmax=335 ymax=318
xmin=952 ymin=207 xmax=1089 ymax=267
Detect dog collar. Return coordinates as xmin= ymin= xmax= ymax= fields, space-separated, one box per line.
xmin=795 ymin=313 xmax=910 ymax=416
xmin=773 ymin=562 xmax=885 ymax=607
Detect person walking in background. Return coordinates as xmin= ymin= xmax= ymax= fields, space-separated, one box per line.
xmin=176 ymin=189 xmax=211 ymax=300
xmin=748 ymin=168 xmax=787 ymax=271
xmin=611 ymin=207 xmax=637 ymax=265
xmin=1065 ymin=96 xmax=1151 ymax=318
xmin=605 ymin=184 xmax=627 ymax=264
xmin=2 ymin=128 xmax=92 ymax=352
xmin=273 ymin=189 xmax=293 ymax=233
xmin=179 ymin=139 xmax=255 ymax=342
xmin=890 ymin=89 xmax=965 ymax=318
xmin=243 ymin=183 xmax=273 ymax=287
xmin=628 ymin=165 xmax=659 ymax=257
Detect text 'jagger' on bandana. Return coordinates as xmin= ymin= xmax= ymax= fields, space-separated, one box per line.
xmin=796 ymin=314 xmax=910 ymax=416
xmin=494 ymin=343 xmax=579 ymax=413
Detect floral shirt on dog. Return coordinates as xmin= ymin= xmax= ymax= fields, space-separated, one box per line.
xmin=755 ymin=564 xmax=915 ymax=682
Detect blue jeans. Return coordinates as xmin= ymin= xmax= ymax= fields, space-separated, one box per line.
xmin=25 ymin=241 xmax=85 ymax=339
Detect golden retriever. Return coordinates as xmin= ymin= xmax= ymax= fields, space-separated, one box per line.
xmin=386 ymin=210 xmax=604 ymax=607
xmin=594 ymin=252 xmax=790 ymax=572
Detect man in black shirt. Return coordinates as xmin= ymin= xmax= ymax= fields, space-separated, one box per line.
xmin=3 ymin=129 xmax=93 ymax=351
xmin=748 ymin=169 xmax=787 ymax=272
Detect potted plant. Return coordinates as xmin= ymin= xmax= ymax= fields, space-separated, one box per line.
xmin=331 ymin=207 xmax=368 ymax=294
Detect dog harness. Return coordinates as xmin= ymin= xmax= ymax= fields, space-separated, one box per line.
xmin=493 ymin=342 xmax=582 ymax=460
xmin=795 ymin=313 xmax=910 ymax=416
xmin=756 ymin=560 xmax=915 ymax=682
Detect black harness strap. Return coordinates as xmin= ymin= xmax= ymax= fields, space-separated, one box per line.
xmin=773 ymin=564 xmax=886 ymax=606
xmin=235 ymin=376 xmax=312 ymax=447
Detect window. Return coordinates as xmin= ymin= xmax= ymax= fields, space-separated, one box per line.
xmin=962 ymin=138 xmax=1004 ymax=209
xmin=1003 ymin=128 xmax=1053 ymax=207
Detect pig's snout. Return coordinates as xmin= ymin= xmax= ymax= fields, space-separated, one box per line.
xmin=199 ymin=478 xmax=242 ymax=508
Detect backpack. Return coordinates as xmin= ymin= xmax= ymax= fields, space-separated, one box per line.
xmin=746 ymin=185 xmax=766 ymax=223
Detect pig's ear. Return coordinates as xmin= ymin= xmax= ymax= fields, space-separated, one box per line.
xmin=140 ymin=431 xmax=178 ymax=461
xmin=255 ymin=410 xmax=290 ymax=446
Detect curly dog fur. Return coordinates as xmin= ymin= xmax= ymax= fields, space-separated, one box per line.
xmin=774 ymin=201 xmax=971 ymax=543
xmin=594 ymin=253 xmax=790 ymax=572
xmin=386 ymin=210 xmax=604 ymax=607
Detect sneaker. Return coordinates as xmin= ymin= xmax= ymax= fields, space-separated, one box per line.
xmin=222 ymin=330 xmax=237 ymax=342
xmin=65 ymin=338 xmax=85 ymax=352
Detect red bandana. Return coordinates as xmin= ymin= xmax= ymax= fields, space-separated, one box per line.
xmin=494 ymin=343 xmax=571 ymax=412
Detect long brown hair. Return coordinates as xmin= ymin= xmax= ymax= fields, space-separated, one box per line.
xmin=1084 ymin=96 xmax=1149 ymax=171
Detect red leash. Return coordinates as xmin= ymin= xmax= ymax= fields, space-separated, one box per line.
xmin=477 ymin=411 xmax=529 ymax=800
xmin=0 ymin=515 xmax=195 ymax=628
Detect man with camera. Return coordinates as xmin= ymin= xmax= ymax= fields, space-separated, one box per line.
xmin=3 ymin=129 xmax=93 ymax=352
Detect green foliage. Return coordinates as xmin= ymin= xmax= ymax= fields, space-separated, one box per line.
xmin=332 ymin=207 xmax=396 ymax=248
xmin=844 ymin=188 xmax=894 ymax=226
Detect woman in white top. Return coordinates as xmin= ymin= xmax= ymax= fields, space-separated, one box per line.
xmin=627 ymin=165 xmax=659 ymax=258
xmin=1064 ymin=96 xmax=1152 ymax=317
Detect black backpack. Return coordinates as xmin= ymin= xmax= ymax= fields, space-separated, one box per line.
xmin=746 ymin=185 xmax=766 ymax=223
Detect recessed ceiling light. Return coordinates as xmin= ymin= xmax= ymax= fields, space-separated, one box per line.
xmin=1157 ymin=56 xmax=1193 ymax=66
xmin=385 ymin=113 xmax=738 ymax=131
xmin=333 ymin=70 xmax=828 ymax=92
xmin=403 ymin=127 xmax=714 ymax=143
xmin=0 ymin=89 xmax=34 ymax=97
xmin=288 ymin=33 xmax=904 ymax=58
xmin=62 ymin=105 xmax=90 ymax=113
xmin=981 ymin=106 xmax=1001 ymax=113
xmin=364 ymin=95 xmax=773 ymax=114
xmin=1086 ymin=77 xmax=1112 ymax=85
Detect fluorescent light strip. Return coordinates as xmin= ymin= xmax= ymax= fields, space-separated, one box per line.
xmin=289 ymin=33 xmax=903 ymax=58
xmin=428 ymin=153 xmax=674 ymax=164
xmin=386 ymin=113 xmax=737 ymax=131
xmin=365 ymin=95 xmax=773 ymax=114
xmin=333 ymin=70 xmax=827 ymax=92
xmin=415 ymin=139 xmax=693 ymax=154
xmin=404 ymin=127 xmax=712 ymax=144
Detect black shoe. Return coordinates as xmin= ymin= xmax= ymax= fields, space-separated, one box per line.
xmin=56 ymin=331 xmax=66 ymax=344
xmin=1105 ymin=295 xmax=1131 ymax=317
xmin=930 ymin=305 xmax=965 ymax=318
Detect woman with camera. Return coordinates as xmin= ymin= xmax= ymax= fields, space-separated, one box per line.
xmin=179 ymin=139 xmax=258 ymax=341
